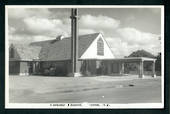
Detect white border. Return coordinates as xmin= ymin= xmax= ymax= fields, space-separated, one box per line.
xmin=161 ymin=6 xmax=164 ymax=108
xmin=6 ymin=5 xmax=163 ymax=8
xmin=5 ymin=5 xmax=164 ymax=109
xmin=5 ymin=6 xmax=9 ymax=108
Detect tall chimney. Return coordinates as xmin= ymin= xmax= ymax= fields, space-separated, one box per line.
xmin=70 ymin=8 xmax=80 ymax=77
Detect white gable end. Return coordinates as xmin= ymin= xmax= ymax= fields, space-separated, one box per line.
xmin=80 ymin=34 xmax=115 ymax=59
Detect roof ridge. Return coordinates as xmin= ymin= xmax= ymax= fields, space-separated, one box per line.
xmin=31 ymin=32 xmax=100 ymax=44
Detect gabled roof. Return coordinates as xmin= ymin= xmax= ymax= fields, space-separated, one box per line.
xmin=10 ymin=33 xmax=100 ymax=61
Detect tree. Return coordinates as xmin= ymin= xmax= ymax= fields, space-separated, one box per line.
xmin=155 ymin=53 xmax=161 ymax=72
xmin=128 ymin=49 xmax=155 ymax=58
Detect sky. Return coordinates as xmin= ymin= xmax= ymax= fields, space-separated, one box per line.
xmin=7 ymin=7 xmax=162 ymax=57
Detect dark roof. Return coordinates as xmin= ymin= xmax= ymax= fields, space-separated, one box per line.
xmin=14 ymin=33 xmax=100 ymax=61
xmin=128 ymin=49 xmax=155 ymax=58
xmin=9 ymin=44 xmax=42 ymax=61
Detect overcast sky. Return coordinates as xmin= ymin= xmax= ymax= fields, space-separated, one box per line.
xmin=8 ymin=7 xmax=162 ymax=57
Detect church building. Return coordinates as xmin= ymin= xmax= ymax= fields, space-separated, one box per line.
xmin=8 ymin=8 xmax=157 ymax=78
xmin=9 ymin=32 xmax=156 ymax=78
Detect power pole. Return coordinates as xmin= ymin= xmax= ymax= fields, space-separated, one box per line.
xmin=70 ymin=8 xmax=80 ymax=77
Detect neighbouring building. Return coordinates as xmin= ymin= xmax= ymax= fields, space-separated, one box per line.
xmin=9 ymin=33 xmax=157 ymax=78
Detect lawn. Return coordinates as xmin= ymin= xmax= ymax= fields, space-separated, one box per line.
xmin=9 ymin=75 xmax=162 ymax=103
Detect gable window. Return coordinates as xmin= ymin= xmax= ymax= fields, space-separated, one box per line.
xmin=97 ymin=38 xmax=104 ymax=55
xmin=10 ymin=48 xmax=14 ymax=58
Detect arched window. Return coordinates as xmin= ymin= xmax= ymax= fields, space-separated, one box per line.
xmin=97 ymin=38 xmax=104 ymax=55
xmin=10 ymin=48 xmax=14 ymax=58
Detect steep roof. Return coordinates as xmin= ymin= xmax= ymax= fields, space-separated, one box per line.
xmin=11 ymin=33 xmax=100 ymax=61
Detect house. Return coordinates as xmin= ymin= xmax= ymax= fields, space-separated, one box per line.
xmin=9 ymin=33 xmax=157 ymax=78
xmin=9 ymin=33 xmax=115 ymax=76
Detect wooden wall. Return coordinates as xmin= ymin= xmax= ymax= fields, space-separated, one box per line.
xmin=19 ymin=62 xmax=29 ymax=75
xmin=9 ymin=61 xmax=30 ymax=75
xmin=41 ymin=61 xmax=70 ymax=76
xmin=9 ymin=61 xmax=20 ymax=75
xmin=9 ymin=60 xmax=123 ymax=76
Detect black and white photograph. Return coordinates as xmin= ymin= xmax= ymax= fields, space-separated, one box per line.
xmin=5 ymin=5 xmax=164 ymax=109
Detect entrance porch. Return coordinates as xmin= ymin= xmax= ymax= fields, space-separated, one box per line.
xmin=80 ymin=57 xmax=156 ymax=78
xmin=102 ymin=57 xmax=156 ymax=78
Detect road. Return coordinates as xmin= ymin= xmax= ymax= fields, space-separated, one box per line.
xmin=9 ymin=75 xmax=162 ymax=103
